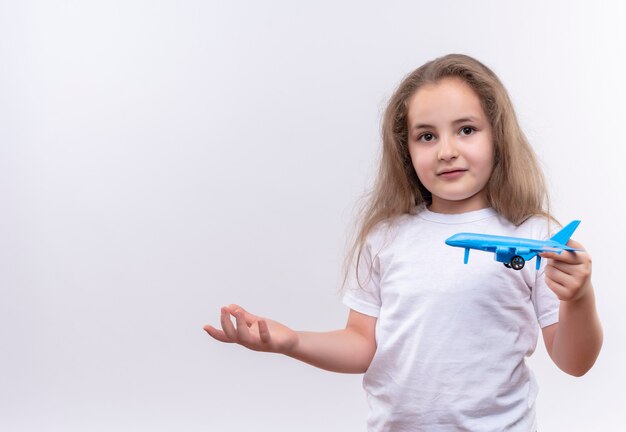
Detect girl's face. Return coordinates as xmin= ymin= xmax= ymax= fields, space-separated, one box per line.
xmin=407 ymin=77 xmax=494 ymax=214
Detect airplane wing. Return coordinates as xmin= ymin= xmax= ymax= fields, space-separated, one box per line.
xmin=526 ymin=245 xmax=582 ymax=254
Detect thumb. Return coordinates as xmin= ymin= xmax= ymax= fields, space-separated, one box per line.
xmin=566 ymin=238 xmax=585 ymax=249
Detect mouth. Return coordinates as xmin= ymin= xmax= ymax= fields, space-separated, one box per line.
xmin=437 ymin=168 xmax=467 ymax=176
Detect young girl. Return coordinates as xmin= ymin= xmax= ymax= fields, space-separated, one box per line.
xmin=204 ymin=54 xmax=603 ymax=431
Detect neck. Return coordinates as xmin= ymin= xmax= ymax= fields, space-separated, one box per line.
xmin=429 ymin=193 xmax=489 ymax=214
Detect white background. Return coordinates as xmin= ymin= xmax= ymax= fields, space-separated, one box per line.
xmin=1 ymin=1 xmax=624 ymax=431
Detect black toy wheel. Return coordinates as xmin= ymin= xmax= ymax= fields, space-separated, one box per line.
xmin=510 ymin=255 xmax=525 ymax=270
xmin=504 ymin=262 xmax=511 ymax=268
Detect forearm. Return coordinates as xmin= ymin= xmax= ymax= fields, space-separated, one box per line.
xmin=551 ymin=285 xmax=603 ymax=376
xmin=286 ymin=329 xmax=377 ymax=374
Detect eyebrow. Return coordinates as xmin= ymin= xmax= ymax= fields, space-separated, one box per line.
xmin=412 ymin=116 xmax=480 ymax=131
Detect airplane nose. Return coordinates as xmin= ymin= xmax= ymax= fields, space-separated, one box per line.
xmin=445 ymin=235 xmax=462 ymax=246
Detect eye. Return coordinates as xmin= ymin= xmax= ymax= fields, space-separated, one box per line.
xmin=460 ymin=126 xmax=475 ymax=136
xmin=418 ymin=133 xmax=435 ymax=142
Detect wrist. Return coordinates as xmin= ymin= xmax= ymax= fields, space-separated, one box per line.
xmin=281 ymin=331 xmax=302 ymax=357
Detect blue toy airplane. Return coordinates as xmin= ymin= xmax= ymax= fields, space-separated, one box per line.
xmin=445 ymin=220 xmax=582 ymax=270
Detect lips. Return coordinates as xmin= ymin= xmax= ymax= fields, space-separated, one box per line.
xmin=437 ymin=168 xmax=467 ymax=176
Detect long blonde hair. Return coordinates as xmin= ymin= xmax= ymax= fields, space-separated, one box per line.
xmin=343 ymin=53 xmax=551 ymax=289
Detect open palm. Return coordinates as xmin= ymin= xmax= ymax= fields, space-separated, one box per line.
xmin=204 ymin=304 xmax=299 ymax=354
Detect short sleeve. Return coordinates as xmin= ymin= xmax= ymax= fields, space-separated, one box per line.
xmin=342 ymin=233 xmax=383 ymax=318
xmin=532 ymin=265 xmax=560 ymax=328
xmin=529 ymin=217 xmax=561 ymax=328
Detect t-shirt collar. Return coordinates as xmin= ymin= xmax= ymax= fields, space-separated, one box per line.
xmin=416 ymin=204 xmax=497 ymax=224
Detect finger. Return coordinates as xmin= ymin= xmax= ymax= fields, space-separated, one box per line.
xmin=258 ymin=319 xmax=271 ymax=344
xmin=540 ymin=250 xmax=579 ymax=266
xmin=544 ymin=276 xmax=569 ymax=300
xmin=539 ymin=251 xmax=560 ymax=260
xmin=548 ymin=259 xmax=579 ymax=277
xmin=203 ymin=325 xmax=233 ymax=343
xmin=545 ymin=264 xmax=577 ymax=289
xmin=228 ymin=304 xmax=259 ymax=326
xmin=540 ymin=249 xmax=572 ymax=260
xmin=540 ymin=238 xmax=587 ymax=262
xmin=234 ymin=309 xmax=253 ymax=343
xmin=220 ymin=307 xmax=239 ymax=341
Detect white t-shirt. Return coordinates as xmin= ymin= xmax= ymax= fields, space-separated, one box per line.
xmin=343 ymin=206 xmax=560 ymax=432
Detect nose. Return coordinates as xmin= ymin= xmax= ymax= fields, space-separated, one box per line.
xmin=437 ymin=135 xmax=459 ymax=161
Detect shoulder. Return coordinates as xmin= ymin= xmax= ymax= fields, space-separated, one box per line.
xmin=516 ymin=214 xmax=560 ymax=240
xmin=486 ymin=212 xmax=560 ymax=241
xmin=366 ymin=211 xmax=415 ymax=251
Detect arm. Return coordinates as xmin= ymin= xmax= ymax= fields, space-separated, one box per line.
xmin=204 ymin=305 xmax=377 ymax=374
xmin=539 ymin=239 xmax=603 ymax=377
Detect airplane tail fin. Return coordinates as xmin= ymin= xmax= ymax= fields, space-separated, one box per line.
xmin=549 ymin=220 xmax=581 ymax=245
